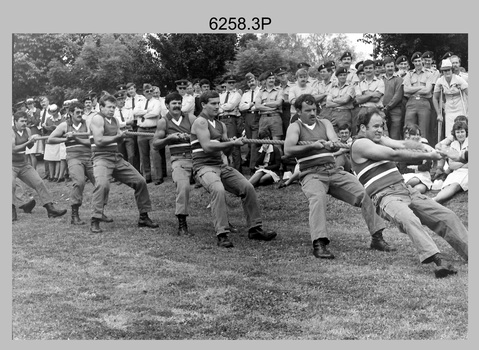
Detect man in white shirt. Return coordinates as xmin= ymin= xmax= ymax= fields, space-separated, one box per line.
xmin=134 ymin=83 xmax=163 ymax=185
xmin=176 ymin=79 xmax=195 ymax=118
xmin=219 ymin=75 xmax=243 ymax=172
xmin=152 ymin=85 xmax=168 ymax=178
xmin=124 ymin=82 xmax=145 ymax=172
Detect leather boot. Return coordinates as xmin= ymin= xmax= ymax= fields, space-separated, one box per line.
xmin=12 ymin=205 xmax=17 ymax=222
xmin=138 ymin=213 xmax=159 ymax=228
xmin=424 ymin=253 xmax=458 ymax=278
xmin=90 ymin=218 xmax=103 ymax=233
xmin=71 ymin=205 xmax=85 ymax=225
xmin=312 ymin=238 xmax=335 ymax=259
xmin=370 ymin=230 xmax=396 ymax=252
xmin=43 ymin=202 xmax=67 ymax=218
xmin=177 ymin=214 xmax=192 ymax=236
xmin=19 ymin=199 xmax=36 ymax=213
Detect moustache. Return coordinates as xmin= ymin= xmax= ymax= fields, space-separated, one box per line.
xmin=172 ymin=106 xmax=181 ymax=111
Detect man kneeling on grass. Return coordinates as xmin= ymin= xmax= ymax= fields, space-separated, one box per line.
xmin=284 ymin=94 xmax=393 ymax=259
xmin=350 ymin=107 xmax=468 ymax=278
xmin=190 ymin=91 xmax=277 ymax=248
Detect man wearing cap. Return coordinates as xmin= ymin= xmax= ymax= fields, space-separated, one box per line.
xmin=48 ymin=101 xmax=98 ymax=225
xmin=113 ymin=90 xmax=130 ymax=161
xmin=374 ymin=60 xmax=385 ymax=79
xmin=25 ymin=98 xmax=42 ymax=170
xmin=134 ymin=83 xmax=163 ymax=185
xmin=240 ymin=73 xmax=262 ymax=173
xmin=338 ymin=51 xmax=358 ymax=85
xmin=89 ymin=95 xmax=158 ymax=233
xmin=325 ymin=67 xmax=355 ymax=132
xmin=355 ymin=60 xmax=388 ymax=136
xmin=255 ymin=71 xmax=284 ymax=141
xmin=316 ymin=62 xmax=336 ymax=120
xmin=382 ymin=57 xmax=404 ymax=140
xmin=218 ymin=75 xmax=243 ymax=172
xmin=275 ymin=67 xmax=292 ymax=135
xmin=175 ymin=79 xmax=195 ymax=118
xmin=153 ymin=92 xmax=196 ymax=236
xmin=194 ymin=79 xmax=211 ymax=116
xmin=284 ymin=94 xmax=392 ymax=259
xmin=422 ymin=51 xmax=440 ymax=83
xmin=12 ymin=111 xmax=67 ymax=221
xmin=43 ymin=104 xmax=66 ymax=182
xmin=297 ymin=62 xmax=313 ymax=84
xmin=190 ymin=90 xmax=278 ymax=248
xmin=395 ymin=55 xmax=409 ymax=78
xmin=402 ymin=52 xmax=435 ymax=139
xmin=421 ymin=51 xmax=441 ymax=144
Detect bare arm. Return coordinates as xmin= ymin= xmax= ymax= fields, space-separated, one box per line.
xmin=90 ymin=114 xmax=125 ymax=147
xmin=191 ymin=118 xmax=243 ymax=154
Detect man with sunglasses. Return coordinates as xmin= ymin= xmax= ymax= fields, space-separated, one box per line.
xmin=219 ymin=75 xmax=243 ymax=172
xmin=48 ymin=101 xmax=97 ymax=225
xmin=176 ymin=79 xmax=195 ymax=118
xmin=134 ymin=83 xmax=163 ymax=185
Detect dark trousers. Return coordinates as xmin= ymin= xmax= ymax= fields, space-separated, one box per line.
xmin=243 ymin=112 xmax=260 ymax=171
xmin=220 ymin=115 xmax=244 ymax=172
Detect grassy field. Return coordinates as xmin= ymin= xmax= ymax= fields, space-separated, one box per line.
xmin=12 ymin=162 xmax=468 ymax=340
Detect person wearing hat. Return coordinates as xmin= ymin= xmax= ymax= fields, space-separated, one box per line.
xmin=25 ymin=98 xmax=43 ymax=170
xmin=12 ymin=111 xmax=68 ymax=221
xmin=194 ymin=79 xmax=211 ymax=116
xmin=284 ymin=94 xmax=392 ymax=259
xmin=48 ymin=101 xmax=99 ymax=225
xmin=296 ymin=62 xmax=315 ymax=85
xmin=152 ymin=92 xmax=197 ymax=236
xmin=402 ymin=51 xmax=436 ymax=140
xmin=382 ymin=56 xmax=405 ymax=140
xmin=134 ymin=83 xmax=164 ymax=185
xmin=239 ymin=73 xmax=262 ymax=173
xmin=288 ymin=68 xmax=319 ymax=116
xmin=433 ymin=58 xmax=468 ymax=137
xmin=338 ymin=51 xmax=358 ymax=85
xmin=254 ymin=71 xmax=284 ymax=141
xmin=274 ymin=66 xmax=293 ymax=135
xmin=218 ymin=75 xmax=243 ymax=172
xmin=113 ymin=90 xmax=130 ymax=161
xmin=89 ymin=94 xmax=159 ymax=233
xmin=422 ymin=51 xmax=440 ymax=81
xmin=316 ymin=62 xmax=336 ymax=120
xmin=190 ymin=90 xmax=278 ymax=248
xmin=325 ymin=67 xmax=356 ymax=133
xmin=374 ymin=60 xmax=385 ymax=79
xmin=355 ymin=60 xmax=388 ymax=136
xmin=43 ymin=104 xmax=66 ymax=182
xmin=15 ymin=100 xmax=27 ymax=113
xmin=395 ymin=55 xmax=409 ymax=78
xmin=175 ymin=79 xmax=195 ymax=119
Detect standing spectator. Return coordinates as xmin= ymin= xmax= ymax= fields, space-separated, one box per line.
xmin=194 ymin=79 xmax=211 ymax=116
xmin=288 ymin=68 xmax=319 ymax=116
xmin=124 ymin=82 xmax=145 ymax=172
xmin=219 ymin=75 xmax=243 ymax=172
xmin=316 ymin=62 xmax=335 ymax=121
xmin=25 ymin=98 xmax=42 ymax=169
xmin=433 ymin=59 xmax=468 ymax=137
xmin=450 ymin=55 xmax=468 ymax=82
xmin=325 ymin=67 xmax=355 ymax=132
xmin=43 ymin=104 xmax=65 ymax=182
xmin=38 ymin=96 xmax=51 ymax=179
xmin=275 ymin=66 xmax=292 ymax=136
xmin=402 ymin=52 xmax=435 ymax=139
xmin=255 ymin=71 xmax=284 ymax=141
xmin=382 ymin=56 xmax=404 ymax=140
xmin=338 ymin=51 xmax=358 ymax=85
xmin=82 ymin=94 xmax=97 ymax=129
xmin=134 ymin=83 xmax=163 ymax=185
xmin=176 ymin=79 xmax=195 ymax=118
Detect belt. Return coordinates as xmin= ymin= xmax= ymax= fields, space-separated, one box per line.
xmin=260 ymin=112 xmax=280 ymax=116
xmin=138 ymin=126 xmax=157 ymax=130
xmin=409 ymin=95 xmax=430 ymax=100
xmin=219 ymin=114 xmax=238 ymax=119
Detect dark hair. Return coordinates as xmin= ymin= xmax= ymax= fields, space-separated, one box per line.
xmin=338 ymin=123 xmax=351 ymax=132
xmin=68 ymin=101 xmax=85 ymax=114
xmin=259 ymin=128 xmax=272 ymax=140
xmin=13 ymin=111 xmax=28 ymax=121
xmin=294 ymin=94 xmax=316 ymax=111
xmin=199 ymin=91 xmax=219 ymax=105
xmin=165 ymin=92 xmax=183 ymax=105
xmin=454 ymin=115 xmax=468 ymax=124
xmin=199 ymin=79 xmax=210 ymax=86
xmin=451 ymin=121 xmax=468 ymax=138
xmin=357 ymin=107 xmax=383 ymax=133
xmin=99 ymin=95 xmax=117 ymax=107
xmin=383 ymin=56 xmax=395 ymax=65
xmin=403 ymin=123 xmax=421 ymax=137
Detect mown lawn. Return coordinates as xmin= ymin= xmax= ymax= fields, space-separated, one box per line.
xmin=12 ymin=162 xmax=468 ymax=340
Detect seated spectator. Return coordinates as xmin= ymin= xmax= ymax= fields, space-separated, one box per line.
xmin=333 ymin=123 xmax=353 ymax=172
xmin=433 ymin=121 xmax=468 ymax=203
xmin=248 ymin=131 xmax=282 ymax=187
xmin=397 ymin=124 xmax=433 ymax=194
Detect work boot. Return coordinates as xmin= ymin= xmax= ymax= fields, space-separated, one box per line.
xmin=71 ymin=205 xmax=85 ymax=225
xmin=19 ymin=199 xmax=36 ymax=213
xmin=424 ymin=253 xmax=458 ymax=278
xmin=12 ymin=205 xmax=17 ymax=222
xmin=177 ymin=214 xmax=192 ymax=236
xmin=90 ymin=218 xmax=103 ymax=233
xmin=43 ymin=202 xmax=67 ymax=218
xmin=312 ymin=238 xmax=335 ymax=259
xmin=138 ymin=213 xmax=159 ymax=228
xmin=370 ymin=230 xmax=396 ymax=252
xmin=217 ymin=232 xmax=233 ymax=248
xmin=248 ymin=226 xmax=277 ymax=241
